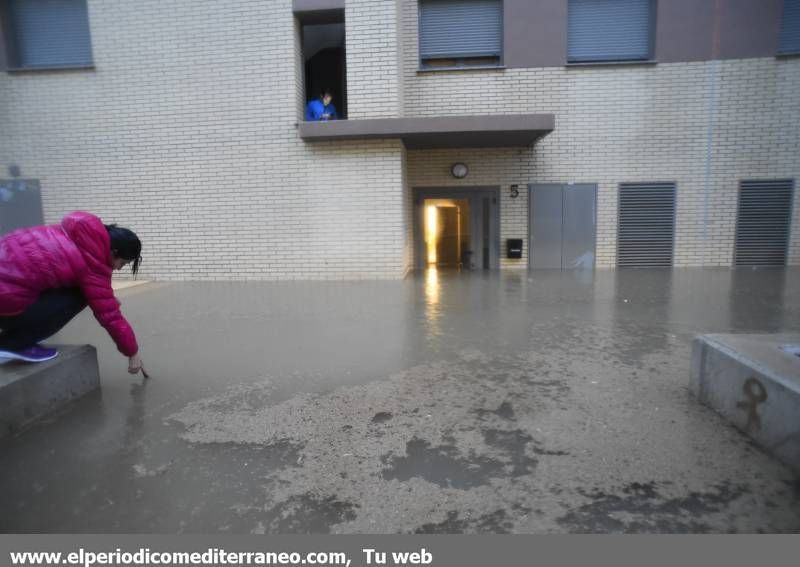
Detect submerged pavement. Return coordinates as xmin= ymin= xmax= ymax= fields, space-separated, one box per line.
xmin=0 ymin=268 xmax=798 ymax=533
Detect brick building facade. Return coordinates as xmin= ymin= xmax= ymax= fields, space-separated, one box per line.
xmin=1 ymin=0 xmax=798 ymax=279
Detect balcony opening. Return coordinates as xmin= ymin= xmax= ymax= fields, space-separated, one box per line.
xmin=302 ymin=14 xmax=347 ymax=121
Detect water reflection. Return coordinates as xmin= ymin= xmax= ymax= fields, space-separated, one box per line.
xmin=423 ymin=267 xmax=442 ymax=339
xmin=729 ymin=268 xmax=787 ymax=333
xmin=612 ymin=268 xmax=675 ymax=363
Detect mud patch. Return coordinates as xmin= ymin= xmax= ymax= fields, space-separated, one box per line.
xmin=557 ymin=481 xmax=750 ymax=533
xmin=168 ymin=351 xmax=572 ymax=533
xmin=132 ymin=463 xmax=171 ymax=478
xmin=474 ymin=401 xmax=515 ymax=421
xmin=264 ymin=494 xmax=358 ymax=533
xmin=381 ymin=438 xmax=512 ymax=489
xmin=414 ymin=509 xmax=515 ymax=534
xmin=484 ymin=427 xmax=569 ymax=466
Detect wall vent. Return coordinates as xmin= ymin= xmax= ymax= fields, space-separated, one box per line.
xmin=617 ymin=182 xmax=676 ymax=268
xmin=734 ymin=179 xmax=794 ymax=267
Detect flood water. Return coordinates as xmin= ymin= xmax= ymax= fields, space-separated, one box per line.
xmin=1 ymin=268 xmax=798 ymax=533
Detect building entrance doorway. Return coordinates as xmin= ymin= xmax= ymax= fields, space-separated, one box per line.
xmin=414 ymin=188 xmax=500 ymax=271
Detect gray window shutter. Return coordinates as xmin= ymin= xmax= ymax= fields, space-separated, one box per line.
xmin=419 ymin=0 xmax=502 ymax=60
xmin=10 ymin=0 xmax=93 ymax=68
xmin=734 ymin=180 xmax=794 ymax=267
xmin=568 ymin=0 xmax=653 ymax=62
xmin=617 ymin=182 xmax=676 ymax=268
xmin=779 ymin=0 xmax=800 ymax=54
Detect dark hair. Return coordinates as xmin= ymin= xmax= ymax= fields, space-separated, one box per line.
xmin=105 ymin=224 xmax=142 ymax=277
xmin=320 ymin=88 xmax=333 ymax=99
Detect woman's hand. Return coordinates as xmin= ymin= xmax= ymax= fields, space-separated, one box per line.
xmin=128 ymin=354 xmax=143 ymax=374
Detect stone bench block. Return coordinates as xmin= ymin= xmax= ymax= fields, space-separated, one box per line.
xmin=690 ymin=333 xmax=800 ymax=471
xmin=0 ymin=345 xmax=99 ymax=439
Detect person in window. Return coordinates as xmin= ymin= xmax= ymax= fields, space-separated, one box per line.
xmin=0 ymin=211 xmax=147 ymax=376
xmin=305 ymin=88 xmax=338 ymax=121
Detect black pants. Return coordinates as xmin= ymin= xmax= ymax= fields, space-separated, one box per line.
xmin=0 ymin=288 xmax=87 ymax=351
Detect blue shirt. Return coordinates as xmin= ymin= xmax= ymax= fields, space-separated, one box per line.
xmin=305 ymin=99 xmax=337 ymax=121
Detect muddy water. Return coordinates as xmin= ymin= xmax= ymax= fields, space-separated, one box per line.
xmin=0 ymin=268 xmax=798 ymax=533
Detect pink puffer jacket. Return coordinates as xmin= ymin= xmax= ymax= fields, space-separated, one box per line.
xmin=0 ymin=211 xmax=138 ymax=356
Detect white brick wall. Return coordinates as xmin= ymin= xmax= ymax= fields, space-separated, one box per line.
xmin=0 ymin=0 xmax=409 ymax=281
xmin=400 ymin=145 xmax=413 ymax=274
xmin=1 ymin=0 xmax=798 ymax=281
xmin=345 ymin=0 xmax=404 ymax=119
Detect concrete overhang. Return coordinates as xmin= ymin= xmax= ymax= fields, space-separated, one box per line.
xmin=298 ymin=114 xmax=555 ymax=149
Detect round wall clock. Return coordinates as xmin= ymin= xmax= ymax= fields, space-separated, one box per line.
xmin=451 ymin=163 xmax=468 ymax=179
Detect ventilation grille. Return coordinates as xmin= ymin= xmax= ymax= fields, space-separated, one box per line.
xmin=617 ymin=182 xmax=676 ymax=268
xmin=734 ymin=179 xmax=794 ymax=267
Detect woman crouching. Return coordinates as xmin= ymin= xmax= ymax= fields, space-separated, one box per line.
xmin=0 ymin=211 xmax=146 ymax=375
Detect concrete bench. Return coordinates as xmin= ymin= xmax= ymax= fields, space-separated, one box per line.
xmin=0 ymin=345 xmax=99 ymax=439
xmin=691 ymin=333 xmax=800 ymax=471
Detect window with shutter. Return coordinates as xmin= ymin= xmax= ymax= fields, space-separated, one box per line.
xmin=568 ymin=0 xmax=654 ymax=63
xmin=779 ymin=0 xmax=800 ymax=55
xmin=6 ymin=0 xmax=93 ymax=69
xmin=419 ymin=0 xmax=503 ymax=69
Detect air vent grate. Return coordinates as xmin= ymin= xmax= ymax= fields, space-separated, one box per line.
xmin=617 ymin=182 xmax=676 ymax=268
xmin=734 ymin=179 xmax=794 ymax=267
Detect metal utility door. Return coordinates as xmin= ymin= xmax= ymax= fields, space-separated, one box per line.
xmin=0 ymin=179 xmax=44 ymax=236
xmin=529 ymin=184 xmax=563 ymax=268
xmin=529 ymin=183 xmax=596 ymax=269
xmin=414 ymin=188 xmax=500 ymax=270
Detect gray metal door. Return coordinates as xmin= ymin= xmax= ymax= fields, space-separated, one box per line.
xmin=529 ymin=184 xmax=563 ymax=269
xmin=0 ymin=178 xmax=44 ymax=236
xmin=529 ymin=183 xmax=596 ymax=269
xmin=562 ymin=184 xmax=596 ymax=269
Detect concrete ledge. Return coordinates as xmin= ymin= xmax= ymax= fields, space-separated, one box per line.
xmin=0 ymin=345 xmax=99 ymax=439
xmin=691 ymin=333 xmax=800 ymax=470
xmin=299 ymin=114 xmax=555 ymax=149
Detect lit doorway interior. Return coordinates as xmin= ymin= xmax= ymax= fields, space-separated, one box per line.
xmin=414 ymin=188 xmax=500 ymax=271
xmin=424 ymin=198 xmax=471 ymax=269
